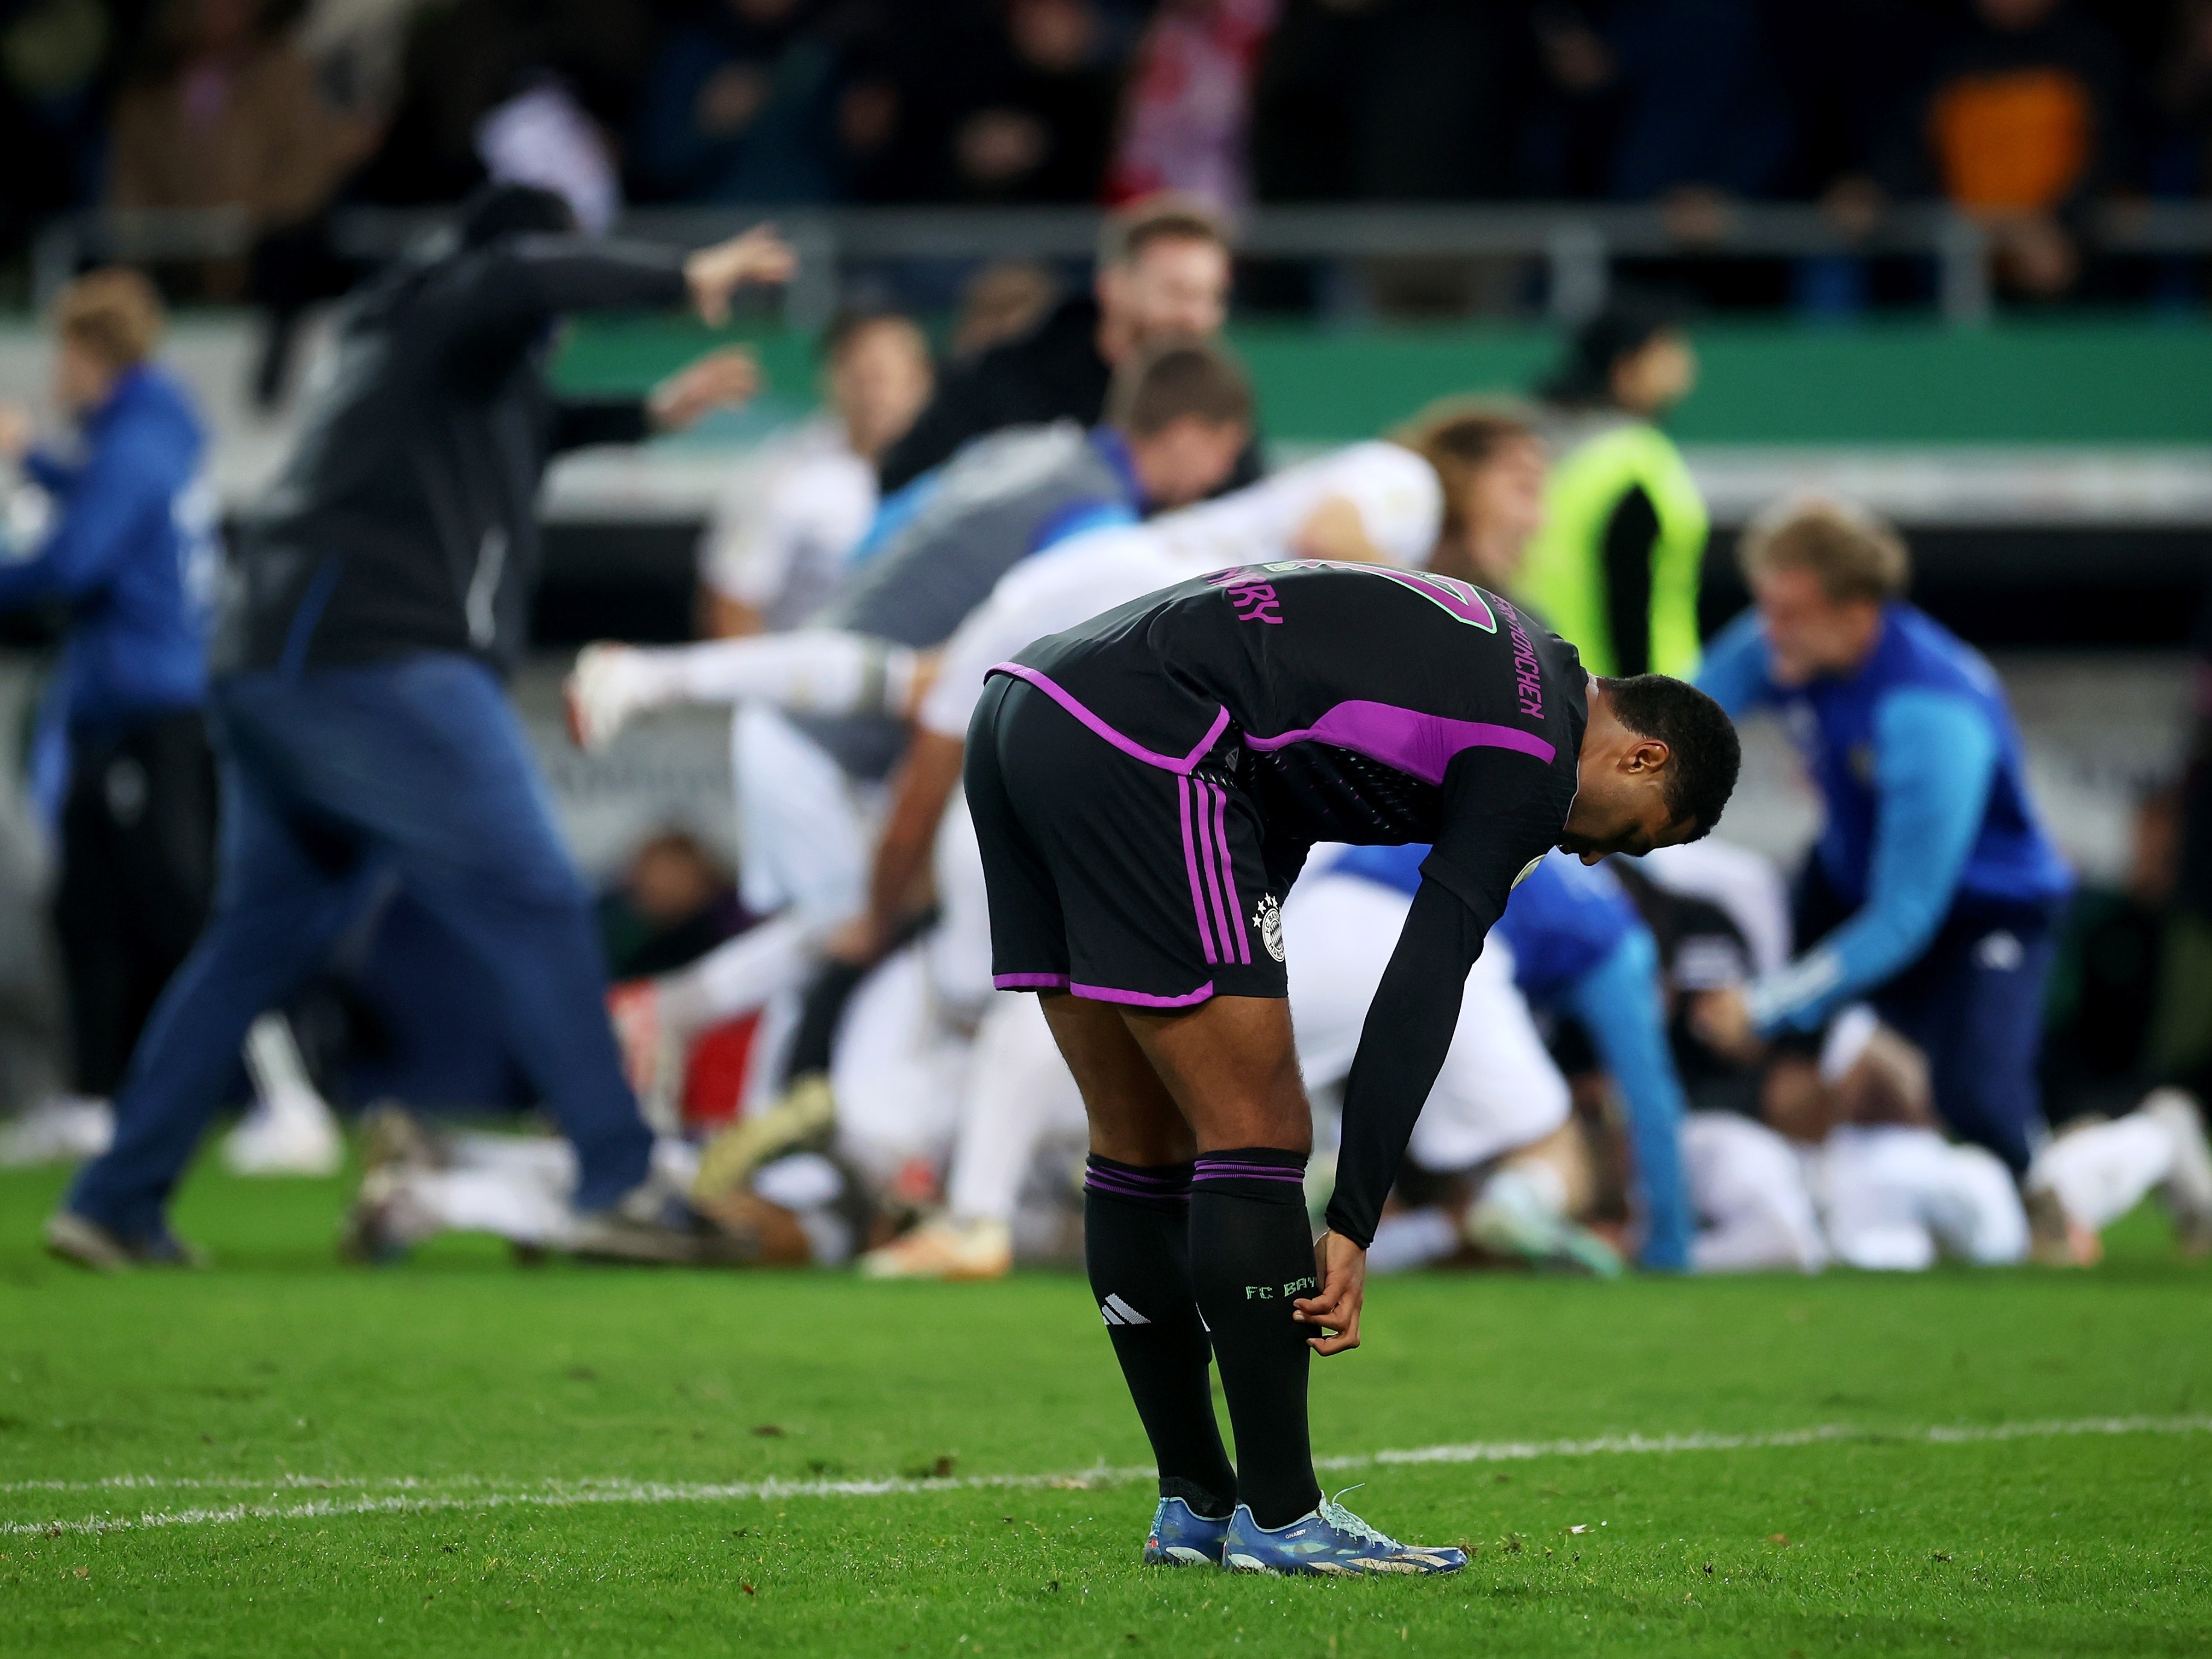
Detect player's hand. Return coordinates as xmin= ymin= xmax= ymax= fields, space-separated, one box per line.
xmin=901 ymin=650 xmax=945 ymax=722
xmin=684 ymin=225 xmax=796 ymax=326
xmin=1293 ymin=1229 xmax=1366 ymax=1356
xmin=649 ymin=347 xmax=761 ymax=432
xmin=824 ymin=910 xmax=895 ymax=968
xmin=1291 ymin=496 xmax=1385 ymax=565
xmin=0 ymin=403 xmax=34 ymax=462
xmin=1689 ymin=986 xmax=1761 ymax=1062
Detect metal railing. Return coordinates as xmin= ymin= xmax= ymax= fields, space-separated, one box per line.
xmin=32 ymin=199 xmax=2212 ymax=328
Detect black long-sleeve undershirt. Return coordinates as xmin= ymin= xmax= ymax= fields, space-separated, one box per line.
xmin=1323 ymin=864 xmax=1501 ymax=1251
xmin=551 ymin=398 xmax=652 ymax=455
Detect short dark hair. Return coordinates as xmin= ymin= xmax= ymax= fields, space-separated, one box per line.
xmin=1599 ymin=673 xmax=1740 ymax=839
xmin=1540 ymin=291 xmax=1684 ymax=406
xmin=459 ymin=183 xmax=577 ymax=249
xmin=1106 ymin=336 xmax=1253 ymax=437
xmin=1098 ymin=193 xmax=1231 ymax=270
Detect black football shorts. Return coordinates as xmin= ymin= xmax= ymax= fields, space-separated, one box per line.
xmin=966 ymin=671 xmax=1289 ymax=1008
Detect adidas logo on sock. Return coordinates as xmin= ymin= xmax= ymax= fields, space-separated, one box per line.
xmin=1099 ymin=1294 xmax=1151 ymax=1326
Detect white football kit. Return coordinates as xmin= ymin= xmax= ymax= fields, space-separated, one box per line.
xmin=1281 ymin=857 xmax=1571 ymax=1175
xmin=653 ymin=441 xmax=1445 ymax=1044
xmin=699 ymin=418 xmax=878 ymax=631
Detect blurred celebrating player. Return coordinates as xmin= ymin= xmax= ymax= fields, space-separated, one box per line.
xmin=1692 ymin=500 xmax=2073 ymax=1186
xmin=46 ymin=187 xmax=789 ymax=1269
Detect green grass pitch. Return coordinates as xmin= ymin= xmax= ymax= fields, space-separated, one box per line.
xmin=2 ymin=1160 xmax=2207 ymax=1657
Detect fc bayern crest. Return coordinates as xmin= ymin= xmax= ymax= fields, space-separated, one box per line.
xmin=1254 ymin=893 xmax=1286 ymax=963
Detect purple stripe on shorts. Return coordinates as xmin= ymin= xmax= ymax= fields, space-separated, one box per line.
xmin=1210 ymin=781 xmax=1252 ymax=966
xmin=1195 ymin=784 xmax=1237 ymax=961
xmin=993 ymin=972 xmax=1070 ymax=990
xmin=1070 ymin=980 xmax=1215 ymax=1009
xmin=1177 ymin=774 xmax=1217 ymax=967
xmin=987 ymin=663 xmax=1229 ymax=775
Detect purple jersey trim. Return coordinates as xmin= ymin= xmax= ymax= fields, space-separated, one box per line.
xmin=1071 ymin=979 xmax=1215 ymax=1009
xmin=1193 ymin=1162 xmax=1308 ymax=1183
xmin=1245 ymin=699 xmax=1556 ymax=784
xmin=993 ymin=972 xmax=1070 ymax=990
xmin=989 ymin=663 xmax=1230 ymax=775
xmin=1358 ymin=566 xmax=1500 ymax=631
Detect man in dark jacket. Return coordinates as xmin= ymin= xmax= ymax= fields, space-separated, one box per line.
xmin=876 ymin=194 xmax=1258 ymax=493
xmin=47 ymin=186 xmax=787 ymax=1269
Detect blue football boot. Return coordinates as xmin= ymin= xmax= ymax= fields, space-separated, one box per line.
xmin=1142 ymin=1495 xmax=1232 ymax=1566
xmin=1221 ymin=1492 xmax=1468 ymax=1576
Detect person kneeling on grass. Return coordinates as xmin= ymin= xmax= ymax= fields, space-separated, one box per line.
xmin=1691 ymin=499 xmax=2075 ymax=1211
xmin=966 ymin=558 xmax=1739 ymax=1574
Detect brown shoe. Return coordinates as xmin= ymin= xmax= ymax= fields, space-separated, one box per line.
xmin=44 ymin=1209 xmax=207 ymax=1272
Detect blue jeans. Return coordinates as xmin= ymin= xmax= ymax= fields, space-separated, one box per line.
xmin=67 ymin=654 xmax=651 ymax=1237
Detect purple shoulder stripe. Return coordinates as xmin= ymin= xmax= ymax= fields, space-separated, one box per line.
xmin=987 ymin=663 xmax=1229 ymax=775
xmin=1244 ymin=699 xmax=1555 ymax=784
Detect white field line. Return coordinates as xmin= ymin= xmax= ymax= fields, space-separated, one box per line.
xmin=6 ymin=1413 xmax=2208 ymax=1539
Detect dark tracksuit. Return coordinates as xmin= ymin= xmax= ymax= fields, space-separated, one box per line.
xmin=875 ymin=292 xmax=1264 ymax=497
xmin=66 ymin=236 xmax=690 ymax=1241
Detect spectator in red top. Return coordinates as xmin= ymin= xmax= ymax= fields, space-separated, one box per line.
xmin=1109 ymin=0 xmax=1278 ymax=212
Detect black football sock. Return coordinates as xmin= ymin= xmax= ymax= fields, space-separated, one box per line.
xmin=1187 ymin=1148 xmax=1324 ymax=1529
xmin=1083 ymin=1156 xmax=1237 ymax=1518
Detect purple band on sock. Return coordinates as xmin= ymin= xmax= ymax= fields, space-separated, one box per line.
xmin=1193 ymin=1153 xmax=1308 ymax=1187
xmin=1085 ymin=1157 xmax=1195 ymax=1208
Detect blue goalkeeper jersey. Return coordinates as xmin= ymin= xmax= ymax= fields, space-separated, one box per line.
xmin=1696 ymin=601 xmax=2071 ymax=1031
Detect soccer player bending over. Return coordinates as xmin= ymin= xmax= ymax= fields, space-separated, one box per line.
xmin=967 ymin=560 xmax=1739 ymax=1573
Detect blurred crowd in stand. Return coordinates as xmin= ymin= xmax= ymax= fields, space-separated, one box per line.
xmin=2 ymin=0 xmax=2212 ymax=313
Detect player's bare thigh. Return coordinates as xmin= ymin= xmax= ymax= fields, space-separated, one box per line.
xmin=1040 ymin=992 xmax=1310 ymax=1163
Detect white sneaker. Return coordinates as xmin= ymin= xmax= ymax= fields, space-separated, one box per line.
xmin=860 ymin=1215 xmax=1013 ymax=1281
xmin=223 ymin=1092 xmax=345 ymax=1176
xmin=0 ymin=1095 xmax=114 ymax=1166
xmin=1464 ymin=1169 xmax=1622 ymax=1278
xmin=2142 ymin=1088 xmax=2212 ymax=1255
xmin=565 ymin=643 xmax=666 ymax=754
